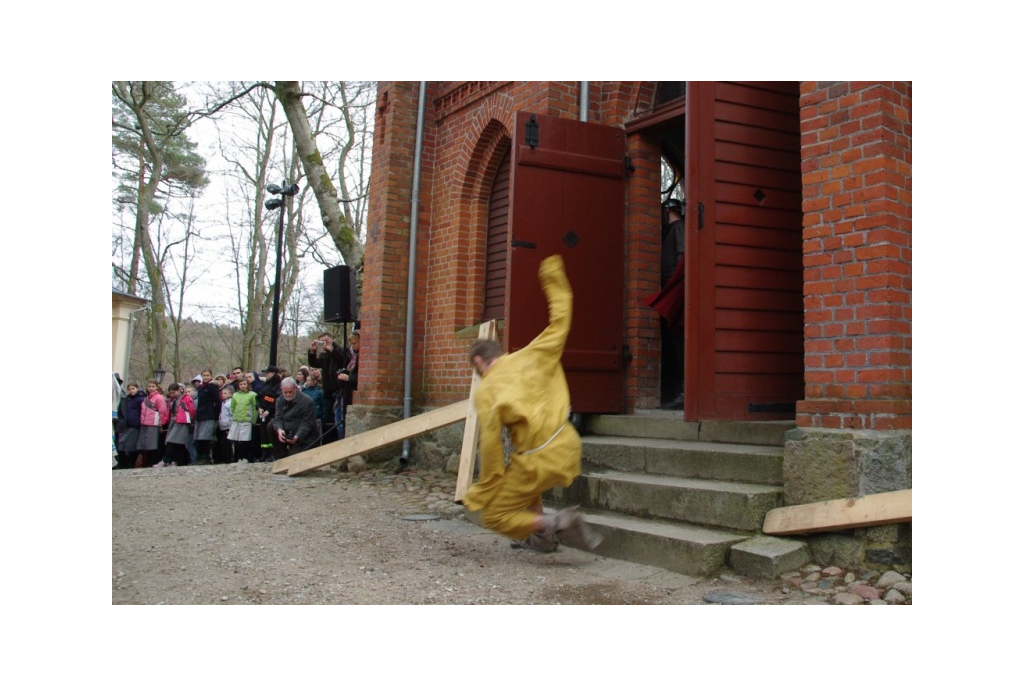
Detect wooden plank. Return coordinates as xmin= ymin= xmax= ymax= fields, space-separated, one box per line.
xmin=273 ymin=400 xmax=471 ymax=476
xmin=455 ymin=320 xmax=497 ymax=501
xmin=762 ymin=489 xmax=912 ymax=535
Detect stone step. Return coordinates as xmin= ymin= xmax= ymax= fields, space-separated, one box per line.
xmin=560 ymin=509 xmax=750 ymax=577
xmin=582 ymin=435 xmax=783 ymax=486
xmin=554 ymin=470 xmax=784 ymax=532
xmin=586 ymin=413 xmax=794 ymax=447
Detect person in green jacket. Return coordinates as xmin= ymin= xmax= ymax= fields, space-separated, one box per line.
xmin=228 ymin=377 xmax=258 ymax=463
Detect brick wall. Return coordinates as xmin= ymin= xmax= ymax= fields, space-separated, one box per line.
xmin=797 ymin=82 xmax=912 ymax=430
xmin=364 ymin=82 xmax=598 ymax=410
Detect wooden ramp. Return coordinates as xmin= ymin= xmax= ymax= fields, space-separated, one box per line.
xmin=762 ymin=489 xmax=912 ymax=535
xmin=271 ymin=400 xmax=470 ymax=476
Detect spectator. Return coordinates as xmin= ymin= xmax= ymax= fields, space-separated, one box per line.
xmin=216 ymin=385 xmax=234 ymax=464
xmin=256 ymin=365 xmax=283 ymax=462
xmin=270 ymin=377 xmax=320 ymax=459
xmin=247 ymin=370 xmax=263 ymax=395
xmin=335 ymin=331 xmax=360 ymax=439
xmin=228 ymin=377 xmax=258 ymax=463
xmin=185 ymin=379 xmax=200 ymax=463
xmin=225 ymin=367 xmax=245 ymax=393
xmin=300 ymin=371 xmax=326 ymax=437
xmin=193 ymin=369 xmax=221 ymax=465
xmin=137 ymin=380 xmax=169 ymax=467
xmin=307 ymin=332 xmax=347 ymax=443
xmin=115 ymin=381 xmax=145 ymax=469
xmin=155 ymin=383 xmax=195 ymax=467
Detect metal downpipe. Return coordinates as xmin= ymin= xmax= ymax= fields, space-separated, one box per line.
xmin=401 ymin=81 xmax=428 ymax=466
xmin=580 ymin=81 xmax=589 ymax=122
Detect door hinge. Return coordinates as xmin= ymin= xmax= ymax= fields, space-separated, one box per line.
xmin=511 ymin=239 xmax=537 ymax=249
xmin=525 ymin=114 xmax=539 ymax=148
xmin=624 ymin=155 xmax=635 ymax=173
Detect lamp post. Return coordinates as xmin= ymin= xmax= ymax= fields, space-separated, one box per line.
xmin=264 ymin=182 xmax=300 ymax=367
xmin=154 ymin=363 xmax=166 ymax=385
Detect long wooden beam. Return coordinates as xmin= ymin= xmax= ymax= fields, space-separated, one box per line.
xmin=272 ymin=400 xmax=471 ymax=476
xmin=762 ymin=489 xmax=912 ymax=535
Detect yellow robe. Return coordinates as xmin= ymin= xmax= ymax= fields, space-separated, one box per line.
xmin=462 ymin=255 xmax=582 ymax=540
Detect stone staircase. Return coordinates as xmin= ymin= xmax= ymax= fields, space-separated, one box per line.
xmin=546 ymin=411 xmax=810 ymax=578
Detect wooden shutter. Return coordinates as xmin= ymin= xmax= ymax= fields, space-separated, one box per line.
xmin=685 ymin=81 xmax=804 ymax=420
xmin=505 ymin=111 xmax=626 ymax=414
xmin=483 ymin=147 xmax=511 ymax=321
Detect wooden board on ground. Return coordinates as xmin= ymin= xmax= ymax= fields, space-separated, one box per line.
xmin=272 ymin=400 xmax=471 ymax=476
xmin=762 ymin=489 xmax=912 ymax=535
xmin=455 ymin=320 xmax=497 ymax=501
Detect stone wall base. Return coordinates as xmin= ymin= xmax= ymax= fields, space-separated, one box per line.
xmin=783 ymin=427 xmax=912 ymax=573
xmin=346 ymin=404 xmax=466 ymax=472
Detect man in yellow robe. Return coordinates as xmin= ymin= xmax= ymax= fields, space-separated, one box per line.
xmin=462 ymin=254 xmax=601 ymax=552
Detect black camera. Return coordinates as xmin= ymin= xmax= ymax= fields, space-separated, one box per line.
xmin=285 ymin=430 xmax=295 ymax=440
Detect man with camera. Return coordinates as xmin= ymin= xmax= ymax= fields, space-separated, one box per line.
xmin=307 ymin=331 xmax=351 ymax=443
xmin=269 ymin=377 xmax=320 ymax=459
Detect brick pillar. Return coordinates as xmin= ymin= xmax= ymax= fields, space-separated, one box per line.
xmin=797 ymin=82 xmax=912 ymax=431
xmin=784 ymin=82 xmax=912 ymax=560
xmin=358 ymin=81 xmax=426 ymax=409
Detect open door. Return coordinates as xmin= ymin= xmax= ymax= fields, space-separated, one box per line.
xmin=505 ymin=111 xmax=626 ymax=414
xmin=685 ymin=82 xmax=804 ymax=420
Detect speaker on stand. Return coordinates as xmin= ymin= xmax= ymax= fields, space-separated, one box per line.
xmin=323 ymin=265 xmax=357 ymax=324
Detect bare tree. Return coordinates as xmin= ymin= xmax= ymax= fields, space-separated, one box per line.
xmin=273 ymin=81 xmax=363 ymax=270
xmin=112 ymin=81 xmax=208 ymax=375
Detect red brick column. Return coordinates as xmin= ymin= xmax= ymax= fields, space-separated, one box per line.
xmin=359 ymin=81 xmax=429 ymax=407
xmin=797 ymin=82 xmax=912 ymax=430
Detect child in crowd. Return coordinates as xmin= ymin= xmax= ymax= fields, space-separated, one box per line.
xmin=156 ymin=383 xmax=195 ymax=467
xmin=137 ymin=379 xmax=169 ymax=467
xmin=229 ymin=377 xmax=258 ymax=463
xmin=193 ymin=368 xmax=221 ymax=464
xmin=217 ymin=385 xmax=234 ymax=463
xmin=115 ymin=381 xmax=145 ymax=469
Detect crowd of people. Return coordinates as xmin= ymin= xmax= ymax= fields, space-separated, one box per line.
xmin=113 ymin=331 xmax=360 ymax=469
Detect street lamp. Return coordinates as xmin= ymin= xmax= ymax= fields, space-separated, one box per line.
xmin=154 ymin=363 xmax=166 ymax=385
xmin=265 ymin=181 xmax=300 ymax=367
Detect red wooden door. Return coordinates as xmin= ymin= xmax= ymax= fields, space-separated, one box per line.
xmin=685 ymin=82 xmax=804 ymax=420
xmin=505 ymin=111 xmax=626 ymax=413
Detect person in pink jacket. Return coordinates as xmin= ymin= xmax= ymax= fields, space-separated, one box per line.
xmin=155 ymin=383 xmax=196 ymax=467
xmin=137 ymin=380 xmax=169 ymax=467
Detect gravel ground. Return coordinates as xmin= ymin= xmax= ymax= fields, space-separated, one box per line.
xmin=112 ymin=462 xmax=899 ymax=606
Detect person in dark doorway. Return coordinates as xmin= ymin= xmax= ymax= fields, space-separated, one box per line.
xmin=307 ymin=331 xmax=348 ymax=443
xmin=270 ymin=377 xmax=320 ymax=459
xmin=646 ymin=197 xmax=686 ymax=409
xmin=462 ymin=254 xmax=602 ymax=554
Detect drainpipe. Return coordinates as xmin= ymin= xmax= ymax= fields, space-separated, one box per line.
xmin=401 ymin=81 xmax=428 ymax=467
xmin=580 ymin=81 xmax=589 ymax=122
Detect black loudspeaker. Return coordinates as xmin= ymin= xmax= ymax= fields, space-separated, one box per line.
xmin=324 ymin=265 xmax=357 ymax=323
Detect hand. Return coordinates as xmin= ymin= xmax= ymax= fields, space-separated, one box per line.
xmin=277 ymin=428 xmax=287 ymax=442
xmin=310 ymin=341 xmax=318 ymax=351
